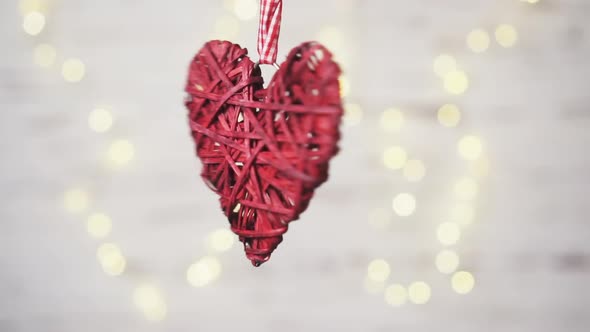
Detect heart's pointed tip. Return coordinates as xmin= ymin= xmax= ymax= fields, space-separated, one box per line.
xmin=246 ymin=252 xmax=272 ymax=267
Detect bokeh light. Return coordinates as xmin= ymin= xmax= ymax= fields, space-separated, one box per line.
xmin=87 ymin=213 xmax=112 ymax=239
xmin=63 ymin=188 xmax=89 ymax=213
xmin=23 ymin=11 xmax=45 ymax=36
xmin=382 ymin=146 xmax=407 ymax=170
xmin=437 ymin=104 xmax=461 ymax=127
xmin=392 ymin=193 xmax=416 ymax=217
xmin=437 ymin=222 xmax=461 ymax=245
xmin=206 ymin=229 xmax=235 ymax=253
xmin=339 ymin=76 xmax=351 ymax=97
xmin=20 ymin=0 xmax=45 ymax=15
xmin=454 ymin=177 xmax=478 ymax=200
xmin=466 ymin=29 xmax=490 ymax=53
xmin=343 ymin=103 xmax=363 ymax=126
xmin=403 ymin=159 xmax=426 ymax=182
xmin=367 ymin=259 xmax=391 ymax=282
xmin=384 ymin=284 xmax=407 ymax=306
xmin=435 ymin=250 xmax=460 ymax=274
xmin=233 ymin=0 xmax=257 ymax=21
xmin=452 ymin=271 xmax=475 ymax=294
xmin=380 ymin=108 xmax=404 ymax=132
xmin=495 ymin=24 xmax=518 ymax=48
xmin=368 ymin=207 xmax=391 ymax=229
xmin=133 ymin=283 xmax=167 ymax=322
xmin=458 ymin=135 xmax=483 ymax=160
xmin=187 ymin=256 xmax=222 ymax=287
xmin=88 ymin=108 xmax=113 ymax=133
xmin=433 ymin=54 xmax=457 ymax=78
xmin=107 ymin=139 xmax=135 ymax=167
xmin=451 ymin=204 xmax=475 ymax=225
xmin=408 ymin=281 xmax=431 ymax=304
xmin=33 ymin=43 xmax=56 ymax=67
xmin=61 ymin=58 xmax=85 ymax=82
xmin=444 ymin=70 xmax=469 ymax=95
xmin=97 ymin=243 xmax=126 ymax=276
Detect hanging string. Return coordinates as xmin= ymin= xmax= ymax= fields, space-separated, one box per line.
xmin=257 ymin=0 xmax=283 ymax=64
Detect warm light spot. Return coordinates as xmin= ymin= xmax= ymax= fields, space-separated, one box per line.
xmin=33 ymin=43 xmax=56 ymax=67
xmin=187 ymin=256 xmax=222 ymax=287
xmin=458 ymin=135 xmax=483 ymax=160
xmin=495 ymin=24 xmax=518 ymax=48
xmin=367 ymin=259 xmax=391 ymax=282
xmin=444 ymin=70 xmax=469 ymax=95
xmin=107 ymin=139 xmax=135 ymax=167
xmin=382 ymin=146 xmax=407 ymax=170
xmin=207 ymin=229 xmax=235 ymax=253
xmin=403 ymin=159 xmax=426 ymax=182
xmin=454 ymin=177 xmax=478 ymax=200
xmin=88 ymin=108 xmax=113 ymax=133
xmin=233 ymin=0 xmax=257 ymax=20
xmin=466 ymin=29 xmax=490 ymax=53
xmin=317 ymin=26 xmax=344 ymax=53
xmin=452 ymin=271 xmax=475 ymax=294
xmin=433 ymin=54 xmax=457 ymax=78
xmin=392 ymin=193 xmax=416 ymax=217
xmin=63 ymin=188 xmax=89 ymax=213
xmin=214 ymin=16 xmax=239 ymax=40
xmin=470 ymin=156 xmax=490 ymax=177
xmin=451 ymin=204 xmax=475 ymax=225
xmin=363 ymin=277 xmax=385 ymax=294
xmin=343 ymin=103 xmax=363 ymax=126
xmin=437 ymin=222 xmax=461 ymax=245
xmin=87 ymin=213 xmax=112 ymax=239
xmin=380 ymin=108 xmax=404 ymax=132
xmin=435 ymin=250 xmax=460 ymax=274
xmin=339 ymin=76 xmax=351 ymax=97
xmin=97 ymin=243 xmax=126 ymax=276
xmin=408 ymin=281 xmax=431 ymax=304
xmin=20 ymin=0 xmax=45 ymax=15
xmin=437 ymin=104 xmax=461 ymax=127
xmin=368 ymin=208 xmax=391 ymax=229
xmin=133 ymin=283 xmax=167 ymax=322
xmin=522 ymin=0 xmax=539 ymax=3
xmin=23 ymin=11 xmax=45 ymax=36
xmin=384 ymin=284 xmax=407 ymax=306
xmin=61 ymin=58 xmax=85 ymax=82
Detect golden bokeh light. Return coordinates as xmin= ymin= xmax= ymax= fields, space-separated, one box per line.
xmin=466 ymin=29 xmax=490 ymax=53
xmin=343 ymin=103 xmax=363 ymax=126
xmin=133 ymin=283 xmax=167 ymax=322
xmin=522 ymin=0 xmax=539 ymax=3
xmin=233 ymin=0 xmax=257 ymax=21
xmin=392 ymin=193 xmax=416 ymax=217
xmin=433 ymin=54 xmax=457 ymax=78
xmin=443 ymin=70 xmax=469 ymax=95
xmin=63 ymin=188 xmax=89 ymax=213
xmin=368 ymin=207 xmax=391 ymax=229
xmin=97 ymin=243 xmax=126 ymax=276
xmin=87 ymin=213 xmax=112 ymax=239
xmin=214 ymin=15 xmax=240 ymax=40
xmin=61 ymin=58 xmax=86 ymax=82
xmin=23 ymin=11 xmax=45 ymax=36
xmin=363 ymin=277 xmax=385 ymax=294
xmin=88 ymin=108 xmax=113 ymax=133
xmin=435 ymin=250 xmax=460 ymax=274
xmin=107 ymin=139 xmax=135 ymax=167
xmin=206 ymin=229 xmax=235 ymax=253
xmin=451 ymin=204 xmax=475 ymax=225
xmin=187 ymin=256 xmax=222 ymax=287
xmin=20 ymin=0 xmax=45 ymax=15
xmin=454 ymin=177 xmax=478 ymax=200
xmin=437 ymin=222 xmax=461 ymax=245
xmin=339 ymin=76 xmax=351 ymax=97
xmin=403 ymin=159 xmax=426 ymax=182
xmin=451 ymin=271 xmax=475 ymax=294
xmin=367 ymin=259 xmax=391 ymax=282
xmin=380 ymin=108 xmax=404 ymax=132
xmin=382 ymin=146 xmax=407 ymax=170
xmin=437 ymin=104 xmax=461 ymax=127
xmin=458 ymin=135 xmax=483 ymax=160
xmin=408 ymin=281 xmax=431 ymax=304
xmin=384 ymin=284 xmax=407 ymax=306
xmin=33 ymin=43 xmax=56 ymax=67
xmin=495 ymin=24 xmax=518 ymax=48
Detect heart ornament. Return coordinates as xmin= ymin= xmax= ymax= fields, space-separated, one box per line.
xmin=184 ymin=40 xmax=342 ymax=266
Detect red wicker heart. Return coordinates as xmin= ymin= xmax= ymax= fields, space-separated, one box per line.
xmin=185 ymin=40 xmax=342 ymax=266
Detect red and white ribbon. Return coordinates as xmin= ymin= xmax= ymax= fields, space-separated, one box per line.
xmin=257 ymin=0 xmax=283 ymax=64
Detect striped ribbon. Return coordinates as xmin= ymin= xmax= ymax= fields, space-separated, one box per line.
xmin=257 ymin=0 xmax=283 ymax=64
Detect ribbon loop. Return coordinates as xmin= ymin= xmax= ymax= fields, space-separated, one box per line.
xmin=257 ymin=0 xmax=283 ymax=64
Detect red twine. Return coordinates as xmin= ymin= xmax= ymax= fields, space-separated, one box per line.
xmin=185 ymin=40 xmax=342 ymax=266
xmin=257 ymin=0 xmax=283 ymax=64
